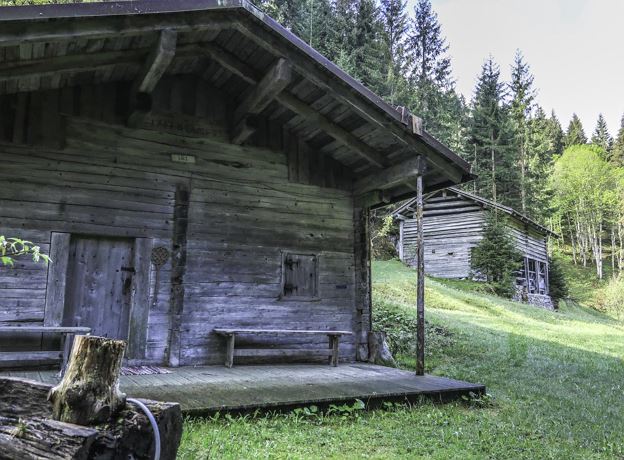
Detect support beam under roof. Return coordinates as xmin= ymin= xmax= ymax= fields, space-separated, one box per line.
xmin=354 ymin=155 xmax=426 ymax=196
xmin=128 ymin=29 xmax=177 ymax=128
xmin=202 ymin=41 xmax=387 ymax=167
xmin=132 ymin=29 xmax=177 ymax=95
xmin=232 ymin=20 xmax=466 ymax=183
xmin=276 ymin=92 xmax=387 ymax=169
xmin=231 ymin=58 xmax=292 ymax=145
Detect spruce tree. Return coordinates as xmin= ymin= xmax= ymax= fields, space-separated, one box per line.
xmin=591 ymin=113 xmax=613 ymax=156
xmin=405 ymin=0 xmax=465 ymax=148
xmin=612 ymin=115 xmax=624 ymax=166
xmin=349 ymin=0 xmax=387 ymax=94
xmin=380 ymin=0 xmax=409 ymax=104
xmin=547 ymin=110 xmax=565 ymax=157
xmin=408 ymin=0 xmax=452 ymax=89
xmin=252 ymin=0 xmax=302 ymax=32
xmin=470 ymin=213 xmax=522 ymax=297
xmin=508 ymin=50 xmax=536 ymax=213
xmin=548 ymin=256 xmax=569 ymax=306
xmin=469 ymin=57 xmax=516 ymax=206
xmin=526 ymin=106 xmax=555 ymax=220
xmin=332 ymin=0 xmax=358 ymax=71
xmin=564 ymin=113 xmax=587 ymax=147
xmin=294 ymin=0 xmax=336 ymax=59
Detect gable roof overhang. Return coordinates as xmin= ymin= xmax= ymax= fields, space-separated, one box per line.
xmin=0 ymin=0 xmax=473 ymax=205
xmin=393 ymin=187 xmax=558 ymax=238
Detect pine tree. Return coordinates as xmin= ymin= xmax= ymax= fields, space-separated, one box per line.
xmin=564 ymin=113 xmax=587 ymax=147
xmin=469 ymin=57 xmax=516 ymax=206
xmin=508 ymin=50 xmax=536 ymax=213
xmin=591 ymin=113 xmax=613 ymax=155
xmin=612 ymin=115 xmax=624 ymax=166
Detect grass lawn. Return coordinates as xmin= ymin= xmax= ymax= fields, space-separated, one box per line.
xmin=178 ymin=260 xmax=624 ymax=459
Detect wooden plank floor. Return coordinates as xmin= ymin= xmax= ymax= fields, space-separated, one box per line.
xmin=0 ymin=364 xmax=485 ymax=415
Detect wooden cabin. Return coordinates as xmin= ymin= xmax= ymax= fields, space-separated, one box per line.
xmin=0 ymin=0 xmax=472 ymax=370
xmin=394 ymin=188 xmax=555 ymax=308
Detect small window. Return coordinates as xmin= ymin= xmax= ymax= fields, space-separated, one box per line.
xmin=281 ymin=253 xmax=319 ymax=300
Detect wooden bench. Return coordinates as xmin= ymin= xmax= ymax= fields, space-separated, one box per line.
xmin=214 ymin=329 xmax=353 ymax=368
xmin=0 ymin=326 xmax=91 ymax=370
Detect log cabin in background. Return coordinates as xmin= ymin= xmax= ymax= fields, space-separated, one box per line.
xmin=0 ymin=0 xmax=485 ymax=409
xmin=394 ymin=187 xmax=556 ymax=309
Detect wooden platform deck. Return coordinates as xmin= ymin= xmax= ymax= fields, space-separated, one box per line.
xmin=2 ymin=364 xmax=485 ymax=415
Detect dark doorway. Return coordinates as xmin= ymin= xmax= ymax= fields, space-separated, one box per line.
xmin=63 ymin=235 xmax=135 ymax=340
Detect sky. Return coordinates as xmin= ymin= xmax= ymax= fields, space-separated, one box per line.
xmin=410 ymin=0 xmax=624 ymax=137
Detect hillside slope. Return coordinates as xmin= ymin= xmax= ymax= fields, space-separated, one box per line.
xmin=179 ymin=260 xmax=624 ymax=459
xmin=373 ymin=259 xmax=624 ymax=458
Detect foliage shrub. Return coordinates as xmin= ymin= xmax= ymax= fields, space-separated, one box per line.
xmin=0 ymin=236 xmax=49 ymax=267
xmin=470 ymin=214 xmax=522 ymax=298
xmin=370 ymin=212 xmax=398 ymax=260
xmin=373 ymin=297 xmax=453 ymax=359
xmin=595 ymin=274 xmax=624 ymax=319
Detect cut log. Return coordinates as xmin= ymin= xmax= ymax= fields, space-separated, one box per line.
xmin=48 ymin=335 xmax=126 ymax=425
xmin=0 ymin=377 xmax=183 ymax=460
xmin=0 ymin=377 xmax=53 ymax=419
xmin=91 ymin=398 xmax=183 ymax=460
xmin=0 ymin=415 xmax=98 ymax=460
xmin=368 ymin=331 xmax=397 ymax=367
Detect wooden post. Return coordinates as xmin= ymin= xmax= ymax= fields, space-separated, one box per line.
xmin=225 ymin=333 xmax=235 ymax=368
xmin=329 ymin=335 xmax=340 ymax=367
xmin=48 ymin=335 xmax=126 ymax=425
xmin=167 ymin=182 xmax=190 ymax=367
xmin=415 ymin=171 xmax=425 ymax=376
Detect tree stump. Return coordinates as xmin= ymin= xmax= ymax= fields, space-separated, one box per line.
xmin=48 ymin=335 xmax=126 ymax=425
xmin=368 ymin=331 xmax=397 ymax=367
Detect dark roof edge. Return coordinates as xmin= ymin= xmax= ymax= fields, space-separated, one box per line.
xmin=393 ymin=187 xmax=558 ymax=237
xmin=0 ymin=0 xmax=471 ymax=178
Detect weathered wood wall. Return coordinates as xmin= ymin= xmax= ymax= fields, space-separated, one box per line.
xmin=400 ymin=194 xmax=548 ymax=279
xmin=0 ymin=76 xmax=358 ymax=366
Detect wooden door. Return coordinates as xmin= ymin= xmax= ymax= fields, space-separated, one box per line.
xmin=63 ymin=236 xmax=135 ymax=340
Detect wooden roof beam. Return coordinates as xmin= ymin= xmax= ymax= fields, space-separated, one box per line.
xmin=133 ymin=29 xmax=177 ymax=95
xmin=0 ymin=48 xmax=147 ymax=81
xmin=354 ymin=155 xmax=426 ymax=196
xmin=199 ymin=42 xmax=257 ymax=85
xmin=231 ymin=58 xmax=292 ymax=144
xmin=276 ymin=92 xmax=387 ymax=169
xmin=0 ymin=42 xmax=208 ymax=83
xmin=0 ymin=15 xmax=229 ymax=46
xmin=232 ymin=21 xmax=466 ymax=182
xmin=200 ymin=42 xmax=387 ymax=167
xmin=128 ymin=29 xmax=177 ymax=128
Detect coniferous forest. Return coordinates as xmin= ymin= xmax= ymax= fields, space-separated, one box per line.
xmin=249 ymin=0 xmax=624 ymax=281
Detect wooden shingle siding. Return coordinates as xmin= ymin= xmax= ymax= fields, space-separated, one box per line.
xmin=402 ymin=201 xmax=486 ymax=278
xmin=399 ymin=193 xmax=549 ymax=280
xmin=0 ymin=78 xmax=357 ymax=366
